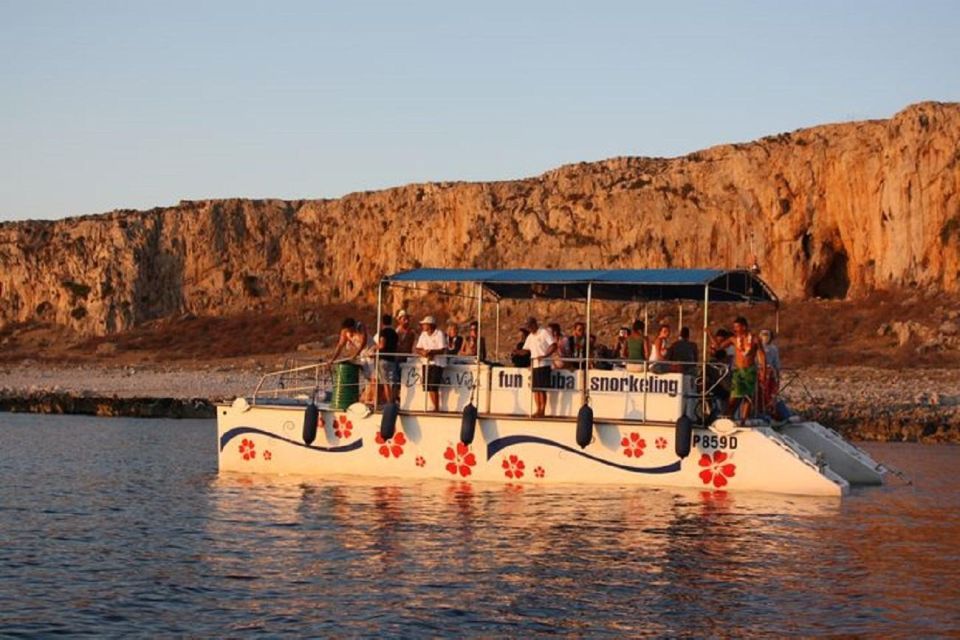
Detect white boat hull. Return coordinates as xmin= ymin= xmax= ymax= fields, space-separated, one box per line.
xmin=217 ymin=401 xmax=864 ymax=497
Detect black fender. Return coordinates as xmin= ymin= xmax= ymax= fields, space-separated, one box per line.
xmin=302 ymin=403 xmax=319 ymax=445
xmin=675 ymin=415 xmax=693 ymax=459
xmin=460 ymin=403 xmax=478 ymax=445
xmin=379 ymin=402 xmax=399 ymax=440
xmin=576 ymin=404 xmax=594 ymax=449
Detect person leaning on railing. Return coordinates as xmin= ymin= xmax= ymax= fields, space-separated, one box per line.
xmin=415 ymin=315 xmax=447 ymax=412
xmin=329 ymin=317 xmax=368 ymax=364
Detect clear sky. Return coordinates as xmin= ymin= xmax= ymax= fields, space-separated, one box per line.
xmin=1 ymin=1 xmax=958 ymax=221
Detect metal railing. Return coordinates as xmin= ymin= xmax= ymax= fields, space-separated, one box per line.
xmin=248 ymin=353 xmax=740 ymax=424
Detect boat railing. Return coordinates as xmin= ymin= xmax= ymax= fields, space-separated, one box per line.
xmin=250 ymin=354 xmax=731 ymax=424
xmin=251 ymin=360 xmax=335 ymax=404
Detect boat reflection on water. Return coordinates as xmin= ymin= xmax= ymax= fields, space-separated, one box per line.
xmin=203 ymin=474 xmax=860 ymax=635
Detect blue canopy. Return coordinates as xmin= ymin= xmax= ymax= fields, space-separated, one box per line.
xmin=384 ymin=268 xmax=778 ymax=304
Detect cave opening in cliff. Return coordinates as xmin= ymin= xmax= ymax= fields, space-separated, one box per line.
xmin=813 ymin=250 xmax=850 ymax=299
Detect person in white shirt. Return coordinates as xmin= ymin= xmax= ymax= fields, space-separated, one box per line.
xmin=648 ymin=323 xmax=671 ymax=374
xmin=414 ymin=316 xmax=448 ymax=412
xmin=519 ymin=317 xmax=557 ymax=418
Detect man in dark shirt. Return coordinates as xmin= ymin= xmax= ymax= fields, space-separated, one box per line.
xmin=667 ymin=326 xmax=699 ymax=375
xmin=376 ymin=314 xmax=400 ymax=402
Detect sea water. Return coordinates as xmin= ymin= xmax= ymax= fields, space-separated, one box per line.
xmin=1 ymin=413 xmax=958 ymax=636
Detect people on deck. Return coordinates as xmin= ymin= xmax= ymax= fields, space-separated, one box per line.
xmin=649 ymin=323 xmax=671 ymax=372
xmin=330 ymin=318 xmax=373 ymax=399
xmin=520 ymin=317 xmax=557 ymax=417
xmin=591 ymin=334 xmax=613 ymax=370
xmin=375 ymin=314 xmax=399 ymax=403
xmin=548 ymin=323 xmax=564 ymax=368
xmin=561 ymin=321 xmax=587 ymax=369
xmin=330 ymin=317 xmax=369 ymax=363
xmin=706 ymin=346 xmax=732 ymax=418
xmin=714 ymin=328 xmax=734 ymax=368
xmin=446 ymin=320 xmax=464 ymax=356
xmin=415 ymin=316 xmax=447 ymax=412
xmin=511 ymin=328 xmax=531 ymax=367
xmin=667 ymin=326 xmax=699 ymax=375
xmin=758 ymin=329 xmax=780 ymax=414
xmin=759 ymin=329 xmax=780 ymax=374
xmin=395 ymin=310 xmax=417 ymax=355
xmin=613 ymin=326 xmax=630 ymax=361
xmin=625 ymin=320 xmax=648 ymax=372
xmin=712 ymin=316 xmax=766 ymax=423
xmin=461 ymin=320 xmax=487 ymax=362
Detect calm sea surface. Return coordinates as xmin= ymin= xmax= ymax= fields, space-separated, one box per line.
xmin=1 ymin=413 xmax=958 ymax=637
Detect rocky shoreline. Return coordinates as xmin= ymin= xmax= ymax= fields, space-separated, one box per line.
xmin=0 ymin=363 xmax=958 ymax=443
xmin=0 ymin=391 xmax=215 ymax=419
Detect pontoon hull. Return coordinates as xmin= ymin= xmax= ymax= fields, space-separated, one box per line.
xmin=217 ymin=401 xmax=864 ymax=497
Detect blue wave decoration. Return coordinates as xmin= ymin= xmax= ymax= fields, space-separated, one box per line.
xmin=487 ymin=435 xmax=681 ymax=474
xmin=220 ymin=426 xmax=363 ymax=453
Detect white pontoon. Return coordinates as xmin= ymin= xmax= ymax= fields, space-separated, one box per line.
xmin=217 ymin=268 xmax=886 ymax=496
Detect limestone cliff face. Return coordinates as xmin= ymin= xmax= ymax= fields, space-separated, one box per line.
xmin=1 ymin=101 xmax=959 ymax=336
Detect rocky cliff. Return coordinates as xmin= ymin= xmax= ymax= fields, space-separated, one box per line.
xmin=2 ymin=101 xmax=959 ymax=336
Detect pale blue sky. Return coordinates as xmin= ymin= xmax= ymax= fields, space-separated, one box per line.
xmin=1 ymin=0 xmax=958 ymax=221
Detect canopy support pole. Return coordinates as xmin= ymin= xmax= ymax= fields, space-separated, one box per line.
xmin=701 ymin=285 xmax=710 ymax=425
xmin=583 ymin=283 xmax=593 ymax=407
xmin=374 ymin=280 xmax=383 ymax=412
xmin=495 ymin=301 xmax=501 ymax=362
xmin=643 ymin=303 xmax=649 ymax=336
xmin=678 ymin=303 xmax=683 ymax=332
xmin=775 ymin=306 xmax=780 ymax=335
xmin=475 ymin=283 xmax=483 ymax=407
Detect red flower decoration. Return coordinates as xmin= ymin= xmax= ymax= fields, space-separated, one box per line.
xmin=443 ymin=442 xmax=477 ymax=477
xmin=263 ymin=450 xmax=272 ymax=461
xmin=238 ymin=438 xmax=256 ymax=461
xmin=375 ymin=430 xmax=407 ymax=458
xmin=655 ymin=436 xmax=668 ymax=450
xmin=415 ymin=455 xmax=426 ymax=467
xmin=334 ymin=414 xmax=353 ymax=439
xmin=501 ymin=454 xmax=525 ymax=479
xmin=698 ymin=451 xmax=737 ymax=488
xmin=534 ymin=466 xmax=545 ymax=479
xmin=620 ymin=432 xmax=646 ymax=458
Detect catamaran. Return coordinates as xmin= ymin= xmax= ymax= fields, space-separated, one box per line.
xmin=217 ymin=268 xmax=886 ymax=496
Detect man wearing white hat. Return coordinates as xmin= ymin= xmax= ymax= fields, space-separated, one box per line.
xmin=415 ymin=315 xmax=448 ymax=411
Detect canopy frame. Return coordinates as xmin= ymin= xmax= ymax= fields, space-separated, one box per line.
xmin=376 ymin=267 xmax=779 ymax=424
